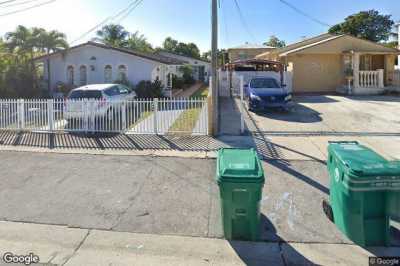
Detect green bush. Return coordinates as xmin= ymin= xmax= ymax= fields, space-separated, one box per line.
xmin=179 ymin=65 xmax=195 ymax=85
xmin=134 ymin=80 xmax=164 ymax=98
xmin=172 ymin=75 xmax=184 ymax=90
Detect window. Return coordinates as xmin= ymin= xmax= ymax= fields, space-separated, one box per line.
xmin=104 ymin=86 xmax=120 ymax=96
xmin=118 ymin=85 xmax=130 ymax=94
xmin=79 ymin=65 xmax=87 ymax=86
xmin=104 ymin=65 xmax=112 ymax=83
xmin=118 ymin=65 xmax=127 ymax=81
xmin=67 ymin=66 xmax=74 ymax=85
xmin=68 ymin=90 xmax=102 ymax=99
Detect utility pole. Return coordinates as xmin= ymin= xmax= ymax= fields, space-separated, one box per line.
xmin=211 ymin=0 xmax=219 ymax=135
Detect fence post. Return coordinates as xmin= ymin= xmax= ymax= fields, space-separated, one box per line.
xmin=153 ymin=98 xmax=158 ymax=134
xmin=240 ymin=75 xmax=245 ymax=135
xmin=84 ymin=99 xmax=89 ymax=132
xmin=122 ymin=100 xmax=127 ymax=131
xmin=17 ymin=99 xmax=25 ymax=130
xmin=47 ymin=99 xmax=54 ymax=132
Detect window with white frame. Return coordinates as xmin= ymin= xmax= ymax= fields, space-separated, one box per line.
xmin=67 ymin=66 xmax=74 ymax=85
xmin=104 ymin=65 xmax=112 ymax=83
xmin=118 ymin=65 xmax=127 ymax=81
xmin=79 ymin=65 xmax=87 ymax=85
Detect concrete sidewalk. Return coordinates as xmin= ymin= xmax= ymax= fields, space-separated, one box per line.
xmin=1 ymin=221 xmax=398 ymax=266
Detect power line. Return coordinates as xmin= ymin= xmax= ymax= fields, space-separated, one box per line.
xmin=232 ymin=0 xmax=257 ymax=43
xmin=70 ymin=0 xmax=143 ymax=45
xmin=278 ymin=0 xmax=331 ymax=27
xmin=0 ymin=0 xmax=55 ymax=16
xmin=115 ymin=0 xmax=143 ymax=24
xmin=219 ymin=0 xmax=230 ymax=47
xmin=0 ymin=0 xmax=18 ymax=5
xmin=0 ymin=0 xmax=43 ymax=8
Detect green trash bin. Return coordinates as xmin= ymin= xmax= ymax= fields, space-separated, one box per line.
xmin=327 ymin=141 xmax=400 ymax=247
xmin=216 ymin=148 xmax=265 ymax=241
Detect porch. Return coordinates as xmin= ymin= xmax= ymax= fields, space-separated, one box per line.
xmin=339 ymin=51 xmax=400 ymax=95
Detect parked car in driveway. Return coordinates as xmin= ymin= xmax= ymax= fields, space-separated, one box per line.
xmin=64 ymin=84 xmax=136 ymax=121
xmin=245 ymin=77 xmax=292 ymax=112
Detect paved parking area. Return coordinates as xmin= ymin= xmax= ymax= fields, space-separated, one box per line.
xmin=249 ymin=95 xmax=400 ymax=135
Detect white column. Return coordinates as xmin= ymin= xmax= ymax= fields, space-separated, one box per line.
xmin=353 ymin=53 xmax=360 ymax=88
xmin=397 ymin=23 xmax=400 ymax=69
xmin=378 ymin=69 xmax=384 ymax=88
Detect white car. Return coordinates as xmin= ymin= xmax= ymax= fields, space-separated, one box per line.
xmin=64 ymin=84 xmax=136 ymax=121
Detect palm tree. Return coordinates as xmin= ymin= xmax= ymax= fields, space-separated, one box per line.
xmin=126 ymin=31 xmax=153 ymax=53
xmin=96 ymin=24 xmax=129 ymax=47
xmin=36 ymin=30 xmax=68 ymax=91
xmin=5 ymin=25 xmax=34 ymax=63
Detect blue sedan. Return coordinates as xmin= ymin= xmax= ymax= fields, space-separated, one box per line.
xmin=245 ymin=77 xmax=293 ymax=112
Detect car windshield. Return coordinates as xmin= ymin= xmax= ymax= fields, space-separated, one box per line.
xmin=250 ymin=78 xmax=280 ymax=89
xmin=68 ymin=90 xmax=102 ymax=99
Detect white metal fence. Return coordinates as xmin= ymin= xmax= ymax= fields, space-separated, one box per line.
xmin=0 ymin=98 xmax=208 ymax=135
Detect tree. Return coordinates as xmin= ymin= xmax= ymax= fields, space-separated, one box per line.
xmin=328 ymin=10 xmax=394 ymax=42
xmin=36 ymin=29 xmax=68 ymax=91
xmin=264 ymin=35 xmax=286 ymax=48
xmin=162 ymin=37 xmax=201 ymax=59
xmin=96 ymin=24 xmax=129 ymax=47
xmin=163 ymin=37 xmax=178 ymax=52
xmin=383 ymin=41 xmax=398 ymax=49
xmin=126 ymin=31 xmax=153 ymax=53
xmin=1 ymin=26 xmax=68 ymax=97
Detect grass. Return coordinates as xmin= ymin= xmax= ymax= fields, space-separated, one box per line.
xmin=190 ymin=85 xmax=209 ymax=98
xmin=168 ymin=86 xmax=208 ymax=133
xmin=168 ymin=107 xmax=203 ymax=133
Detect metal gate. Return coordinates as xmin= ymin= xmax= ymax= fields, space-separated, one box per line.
xmin=0 ymin=98 xmax=209 ymax=135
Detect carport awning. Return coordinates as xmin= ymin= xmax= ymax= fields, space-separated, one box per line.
xmin=226 ymin=59 xmax=284 ymax=72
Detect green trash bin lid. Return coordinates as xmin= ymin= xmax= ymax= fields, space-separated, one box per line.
xmin=216 ymin=148 xmax=265 ymax=184
xmin=328 ymin=141 xmax=400 ymax=191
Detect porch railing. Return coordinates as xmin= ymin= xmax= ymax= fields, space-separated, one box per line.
xmin=358 ymin=70 xmax=384 ymax=88
xmin=388 ymin=70 xmax=400 ymax=86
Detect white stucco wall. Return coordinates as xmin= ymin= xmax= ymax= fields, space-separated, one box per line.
xmin=42 ymin=44 xmax=168 ymax=90
xmin=157 ymin=51 xmax=211 ymax=81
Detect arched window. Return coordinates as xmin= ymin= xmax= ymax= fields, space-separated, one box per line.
xmin=104 ymin=65 xmax=112 ymax=83
xmin=79 ymin=65 xmax=87 ymax=86
xmin=67 ymin=66 xmax=74 ymax=85
xmin=118 ymin=65 xmax=127 ymax=81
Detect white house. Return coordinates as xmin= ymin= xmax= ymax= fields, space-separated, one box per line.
xmin=35 ymin=41 xmax=186 ymax=93
xmin=156 ymin=51 xmax=211 ymax=82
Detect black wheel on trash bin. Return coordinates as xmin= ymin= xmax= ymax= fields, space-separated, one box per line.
xmin=322 ymin=199 xmax=334 ymax=223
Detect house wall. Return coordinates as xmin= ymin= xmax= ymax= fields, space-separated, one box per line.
xmin=43 ymin=45 xmax=164 ymax=90
xmin=228 ymin=48 xmax=274 ymax=62
xmin=288 ymin=54 xmax=342 ymax=93
xmin=157 ymin=51 xmax=211 ymax=81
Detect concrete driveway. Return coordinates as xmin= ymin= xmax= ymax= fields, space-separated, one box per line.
xmin=244 ymin=95 xmax=400 ymax=161
xmin=250 ymin=95 xmax=400 ymax=134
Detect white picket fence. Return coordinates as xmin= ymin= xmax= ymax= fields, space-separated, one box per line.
xmin=0 ymin=98 xmax=208 ymax=135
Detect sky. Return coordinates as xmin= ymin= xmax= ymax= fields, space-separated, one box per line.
xmin=0 ymin=0 xmax=399 ymax=52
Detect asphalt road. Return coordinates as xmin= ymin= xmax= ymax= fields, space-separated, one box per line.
xmin=0 ymin=151 xmax=398 ymax=246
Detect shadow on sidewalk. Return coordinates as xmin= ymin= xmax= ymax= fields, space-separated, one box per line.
xmin=228 ymin=214 xmax=315 ymax=266
xmin=0 ymin=130 xmax=216 ymax=152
